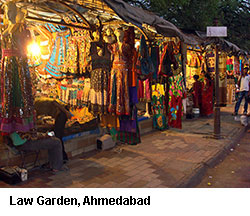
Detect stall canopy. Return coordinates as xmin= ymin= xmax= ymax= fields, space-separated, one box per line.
xmin=182 ymin=29 xmax=248 ymax=55
xmin=102 ymin=0 xmax=198 ymax=44
xmin=0 ymin=0 xmax=198 ymax=44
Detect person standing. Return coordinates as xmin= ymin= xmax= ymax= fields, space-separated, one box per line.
xmin=233 ymin=66 xmax=250 ymax=116
xmin=192 ymin=75 xmax=202 ymax=111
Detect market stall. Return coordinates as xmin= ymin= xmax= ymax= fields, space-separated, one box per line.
xmin=0 ymin=0 xmax=204 ymax=168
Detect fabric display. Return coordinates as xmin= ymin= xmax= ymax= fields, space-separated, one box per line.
xmin=168 ymin=75 xmax=184 ymax=129
xmin=63 ymin=30 xmax=91 ymax=75
xmin=233 ymin=56 xmax=240 ymax=75
xmin=0 ymin=27 xmax=35 ymax=133
xmin=158 ymin=41 xmax=178 ymax=77
xmin=205 ymin=51 xmax=215 ymax=73
xmin=115 ymin=27 xmax=140 ymax=145
xmin=226 ymin=57 xmax=234 ymax=77
xmin=58 ymin=78 xmax=85 ymax=108
xmin=150 ymin=45 xmax=160 ymax=80
xmin=88 ymin=41 xmax=111 ymax=115
xmin=151 ymin=83 xmax=167 ymax=130
xmin=44 ymin=24 xmax=70 ymax=78
xmin=67 ymin=107 xmax=94 ymax=127
xmin=218 ymin=52 xmax=227 ymax=105
xmin=117 ymin=107 xmax=140 ymax=145
xmin=108 ymin=36 xmax=130 ymax=116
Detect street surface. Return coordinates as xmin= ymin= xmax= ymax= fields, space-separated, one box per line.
xmin=197 ymin=131 xmax=250 ymax=187
xmin=0 ymin=106 xmax=247 ymax=188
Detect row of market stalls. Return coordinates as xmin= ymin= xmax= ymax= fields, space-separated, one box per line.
xmin=0 ymin=0 xmax=249 ymax=153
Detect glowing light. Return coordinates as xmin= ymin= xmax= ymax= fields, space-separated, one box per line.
xmin=27 ymin=42 xmax=41 ymax=57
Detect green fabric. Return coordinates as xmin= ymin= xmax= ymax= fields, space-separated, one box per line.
xmin=10 ymin=132 xmax=27 ymax=146
xmin=110 ymin=127 xmax=118 ymax=142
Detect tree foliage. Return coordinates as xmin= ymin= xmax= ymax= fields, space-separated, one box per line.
xmin=123 ymin=0 xmax=250 ymax=51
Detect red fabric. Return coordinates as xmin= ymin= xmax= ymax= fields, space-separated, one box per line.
xmin=192 ymin=81 xmax=202 ymax=108
xmin=137 ymin=80 xmax=144 ymax=100
xmin=158 ymin=42 xmax=178 ymax=77
xmin=168 ymin=96 xmax=182 ymax=129
xmin=201 ymin=79 xmax=213 ymax=116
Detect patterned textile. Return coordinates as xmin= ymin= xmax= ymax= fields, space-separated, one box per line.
xmin=205 ymin=51 xmax=215 ymax=73
xmin=108 ymin=42 xmax=130 ymax=116
xmin=151 ymin=83 xmax=167 ymax=130
xmin=44 ymin=24 xmax=70 ymax=78
xmin=63 ymin=31 xmax=90 ymax=75
xmin=186 ymin=51 xmax=200 ymax=83
xmin=138 ymin=79 xmax=151 ymax=102
xmin=0 ymin=32 xmax=35 ymax=133
xmin=88 ymin=42 xmax=111 ymax=115
xmin=168 ymin=75 xmax=184 ymax=129
xmin=218 ymin=52 xmax=227 ymax=105
xmin=117 ymin=107 xmax=140 ymax=145
xmin=158 ymin=42 xmax=178 ymax=77
xmin=58 ymin=78 xmax=85 ymax=107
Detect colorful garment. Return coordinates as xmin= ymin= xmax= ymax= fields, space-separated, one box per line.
xmin=63 ymin=31 xmax=90 ymax=75
xmin=108 ymin=42 xmax=130 ymax=116
xmin=168 ymin=75 xmax=184 ymax=129
xmin=117 ymin=107 xmax=140 ymax=145
xmin=88 ymin=42 xmax=111 ymax=115
xmin=158 ymin=42 xmax=178 ymax=77
xmin=151 ymin=83 xmax=167 ymax=130
xmin=218 ymin=52 xmax=227 ymax=105
xmin=44 ymin=24 xmax=70 ymax=78
xmin=206 ymin=51 xmax=215 ymax=73
xmin=0 ymin=27 xmax=35 ymax=133
xmin=186 ymin=50 xmax=201 ymax=84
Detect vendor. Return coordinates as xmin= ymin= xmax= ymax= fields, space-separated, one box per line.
xmin=8 ymin=130 xmax=67 ymax=173
xmin=34 ymin=98 xmax=72 ymax=162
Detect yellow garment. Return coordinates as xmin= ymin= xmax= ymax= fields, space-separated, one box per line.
xmin=100 ymin=114 xmax=120 ymax=129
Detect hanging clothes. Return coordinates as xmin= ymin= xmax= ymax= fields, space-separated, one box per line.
xmin=0 ymin=25 xmax=35 ymax=133
xmin=117 ymin=107 xmax=140 ymax=145
xmin=151 ymin=82 xmax=167 ymax=130
xmin=108 ymin=41 xmax=130 ymax=116
xmin=218 ymin=52 xmax=227 ymax=105
xmin=168 ymin=75 xmax=184 ymax=129
xmin=63 ymin=30 xmax=91 ymax=76
xmin=44 ymin=24 xmax=70 ymax=78
xmin=205 ymin=51 xmax=215 ymax=73
xmin=88 ymin=42 xmax=111 ymax=115
xmin=137 ymin=35 xmax=154 ymax=102
xmin=150 ymin=45 xmax=160 ymax=80
xmin=158 ymin=41 xmax=178 ymax=77
xmin=116 ymin=27 xmax=140 ymax=145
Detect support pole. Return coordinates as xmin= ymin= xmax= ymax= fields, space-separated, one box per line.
xmin=214 ymin=44 xmax=221 ymax=139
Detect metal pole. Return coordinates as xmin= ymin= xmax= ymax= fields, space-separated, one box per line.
xmin=214 ymin=44 xmax=221 ymax=139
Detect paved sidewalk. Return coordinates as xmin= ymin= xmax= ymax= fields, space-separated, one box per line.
xmin=0 ymin=105 xmax=247 ymax=188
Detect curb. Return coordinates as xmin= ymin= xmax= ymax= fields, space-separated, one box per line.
xmin=175 ymin=125 xmax=247 ymax=188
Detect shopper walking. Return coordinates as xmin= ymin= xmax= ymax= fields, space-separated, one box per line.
xmin=233 ymin=66 xmax=250 ymax=116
